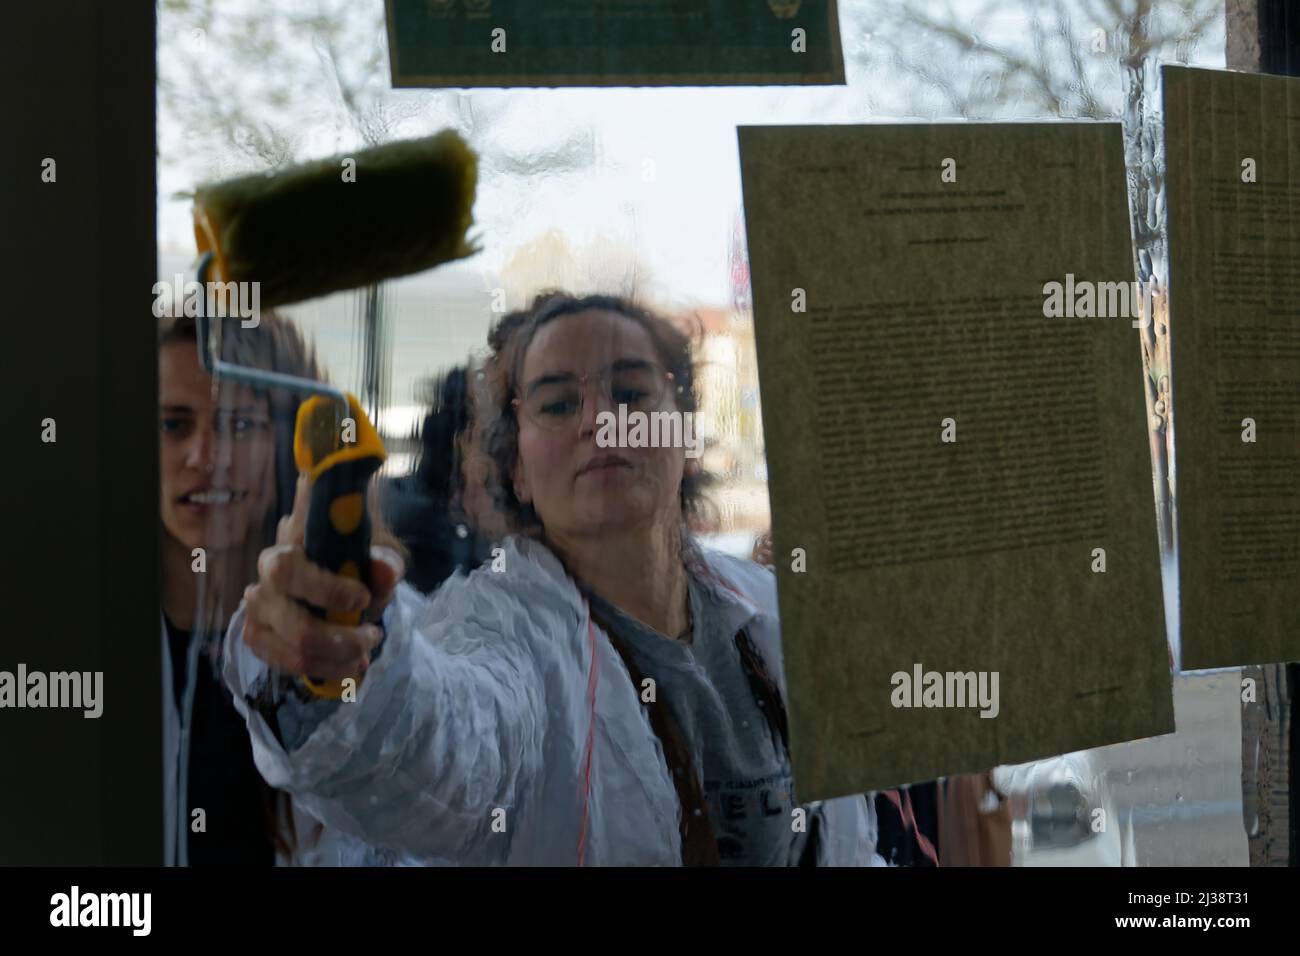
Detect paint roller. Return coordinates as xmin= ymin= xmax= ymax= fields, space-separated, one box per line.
xmin=189 ymin=131 xmax=478 ymax=697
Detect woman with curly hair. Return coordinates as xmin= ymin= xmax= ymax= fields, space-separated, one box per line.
xmin=225 ymin=291 xmax=878 ymax=866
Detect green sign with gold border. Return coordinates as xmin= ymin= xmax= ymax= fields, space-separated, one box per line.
xmin=385 ymin=0 xmax=844 ymax=88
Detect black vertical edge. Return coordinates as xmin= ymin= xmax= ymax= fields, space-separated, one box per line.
xmin=96 ymin=0 xmax=161 ymax=865
xmin=0 ymin=0 xmax=159 ymax=865
xmin=1258 ymin=0 xmax=1300 ymax=868
xmin=1289 ymin=664 xmax=1297 ymax=867
xmin=1259 ymin=0 xmax=1300 ymax=76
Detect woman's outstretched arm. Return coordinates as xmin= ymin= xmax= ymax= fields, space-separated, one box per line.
xmin=223 ymin=478 xmax=548 ymax=864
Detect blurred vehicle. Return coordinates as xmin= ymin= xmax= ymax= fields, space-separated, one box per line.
xmin=995 ymin=752 xmax=1125 ymax=866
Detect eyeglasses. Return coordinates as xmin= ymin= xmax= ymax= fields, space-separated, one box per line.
xmin=513 ymin=362 xmax=678 ymax=431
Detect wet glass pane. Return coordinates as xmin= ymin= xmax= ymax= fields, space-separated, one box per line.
xmin=156 ymin=0 xmax=1270 ymax=867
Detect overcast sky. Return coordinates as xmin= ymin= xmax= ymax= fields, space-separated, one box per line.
xmin=158 ymin=0 xmax=1226 ymax=310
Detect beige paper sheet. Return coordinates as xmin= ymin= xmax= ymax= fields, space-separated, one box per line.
xmin=1165 ymin=65 xmax=1300 ymax=669
xmin=738 ymin=123 xmax=1174 ymax=800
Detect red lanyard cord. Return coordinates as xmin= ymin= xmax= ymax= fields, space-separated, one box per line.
xmin=882 ymin=788 xmax=940 ymax=866
xmin=576 ymin=598 xmax=600 ymax=866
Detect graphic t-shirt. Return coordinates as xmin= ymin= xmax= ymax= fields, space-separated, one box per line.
xmin=584 ymin=572 xmax=800 ymax=866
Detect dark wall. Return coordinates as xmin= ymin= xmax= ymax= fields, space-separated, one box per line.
xmin=0 ymin=0 xmax=159 ymax=864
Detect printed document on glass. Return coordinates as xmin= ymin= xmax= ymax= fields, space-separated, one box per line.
xmin=739 ymin=123 xmax=1174 ymax=799
xmin=1165 ymin=65 xmax=1300 ymax=670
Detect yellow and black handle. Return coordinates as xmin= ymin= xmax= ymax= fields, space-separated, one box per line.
xmin=292 ymin=392 xmax=386 ymax=699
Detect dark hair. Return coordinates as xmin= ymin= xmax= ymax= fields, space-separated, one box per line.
xmin=482 ymin=291 xmax=714 ymax=534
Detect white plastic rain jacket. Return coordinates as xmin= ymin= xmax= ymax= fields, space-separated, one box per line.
xmin=224 ymin=535 xmax=879 ymax=866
